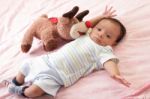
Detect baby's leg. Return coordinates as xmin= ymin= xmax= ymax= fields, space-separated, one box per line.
xmin=7 ymin=72 xmax=45 ymax=97
xmin=7 ymin=72 xmax=26 ymax=95
xmin=14 ymin=71 xmax=25 ymax=85
xmin=7 ymin=83 xmax=45 ymax=97
xmin=23 ymin=84 xmax=45 ymax=97
xmin=2 ymin=72 xmax=25 ymax=87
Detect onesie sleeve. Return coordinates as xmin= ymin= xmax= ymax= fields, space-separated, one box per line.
xmin=99 ymin=46 xmax=119 ymax=67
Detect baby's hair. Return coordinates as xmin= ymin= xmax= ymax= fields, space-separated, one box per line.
xmin=100 ymin=18 xmax=126 ymax=43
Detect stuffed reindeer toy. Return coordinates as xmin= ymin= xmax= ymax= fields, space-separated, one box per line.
xmin=21 ymin=6 xmax=90 ymax=53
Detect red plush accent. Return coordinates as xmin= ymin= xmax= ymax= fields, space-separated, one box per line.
xmin=49 ymin=17 xmax=58 ymax=24
xmin=85 ymin=21 xmax=92 ymax=28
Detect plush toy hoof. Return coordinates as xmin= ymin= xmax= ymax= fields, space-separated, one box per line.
xmin=21 ymin=44 xmax=31 ymax=53
xmin=44 ymin=40 xmax=58 ymax=51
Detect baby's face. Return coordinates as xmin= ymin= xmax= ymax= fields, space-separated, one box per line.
xmin=90 ymin=19 xmax=121 ymax=46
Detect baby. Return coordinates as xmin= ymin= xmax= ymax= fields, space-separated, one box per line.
xmin=4 ymin=6 xmax=131 ymax=98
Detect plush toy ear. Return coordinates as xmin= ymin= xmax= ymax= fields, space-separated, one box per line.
xmin=63 ymin=6 xmax=79 ymax=19
xmin=76 ymin=10 xmax=89 ymax=21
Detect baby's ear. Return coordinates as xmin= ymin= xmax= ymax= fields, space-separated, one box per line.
xmin=112 ymin=42 xmax=117 ymax=46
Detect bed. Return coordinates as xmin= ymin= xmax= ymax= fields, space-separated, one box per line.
xmin=0 ymin=0 xmax=150 ymax=99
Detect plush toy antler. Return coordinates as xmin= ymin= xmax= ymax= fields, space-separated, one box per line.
xmin=21 ymin=6 xmax=89 ymax=53
xmin=57 ymin=6 xmax=89 ymax=41
xmin=63 ymin=6 xmax=89 ymax=20
xmin=63 ymin=6 xmax=79 ymax=18
xmin=76 ymin=10 xmax=89 ymax=21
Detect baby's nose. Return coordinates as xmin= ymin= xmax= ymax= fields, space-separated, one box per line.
xmin=99 ymin=30 xmax=105 ymax=38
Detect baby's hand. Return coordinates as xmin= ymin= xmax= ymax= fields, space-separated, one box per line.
xmin=102 ymin=6 xmax=117 ymax=18
xmin=112 ymin=75 xmax=131 ymax=87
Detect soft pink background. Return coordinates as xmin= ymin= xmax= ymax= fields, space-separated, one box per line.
xmin=0 ymin=0 xmax=150 ymax=99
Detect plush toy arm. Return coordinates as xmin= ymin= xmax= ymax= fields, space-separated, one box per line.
xmin=70 ymin=21 xmax=92 ymax=39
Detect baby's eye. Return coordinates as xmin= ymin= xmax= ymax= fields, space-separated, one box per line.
xmin=106 ymin=34 xmax=111 ymax=38
xmin=97 ymin=28 xmax=101 ymax=31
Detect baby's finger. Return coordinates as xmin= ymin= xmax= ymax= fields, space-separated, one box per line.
xmin=111 ymin=14 xmax=117 ymax=17
xmin=110 ymin=10 xmax=116 ymax=14
xmin=107 ymin=6 xmax=113 ymax=12
xmin=105 ymin=5 xmax=108 ymax=12
xmin=120 ymin=78 xmax=131 ymax=87
xmin=109 ymin=13 xmax=117 ymax=17
xmin=113 ymin=75 xmax=131 ymax=87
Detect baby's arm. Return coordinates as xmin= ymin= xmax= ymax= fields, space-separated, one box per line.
xmin=89 ymin=6 xmax=117 ymax=27
xmin=103 ymin=60 xmax=131 ymax=87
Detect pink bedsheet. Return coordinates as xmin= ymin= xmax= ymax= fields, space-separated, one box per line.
xmin=0 ymin=0 xmax=150 ymax=99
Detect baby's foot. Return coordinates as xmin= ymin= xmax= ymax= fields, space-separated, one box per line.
xmin=1 ymin=79 xmax=12 ymax=87
xmin=1 ymin=79 xmax=24 ymax=96
xmin=8 ymin=84 xmax=24 ymax=95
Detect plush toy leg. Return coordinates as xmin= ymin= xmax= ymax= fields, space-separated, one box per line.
xmin=63 ymin=6 xmax=79 ymax=19
xmin=21 ymin=44 xmax=31 ymax=53
xmin=21 ymin=28 xmax=35 ymax=53
xmin=76 ymin=10 xmax=89 ymax=21
xmin=43 ymin=39 xmax=58 ymax=51
xmin=41 ymin=30 xmax=59 ymax=51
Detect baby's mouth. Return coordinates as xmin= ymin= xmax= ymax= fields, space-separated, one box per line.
xmin=95 ymin=38 xmax=102 ymax=44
